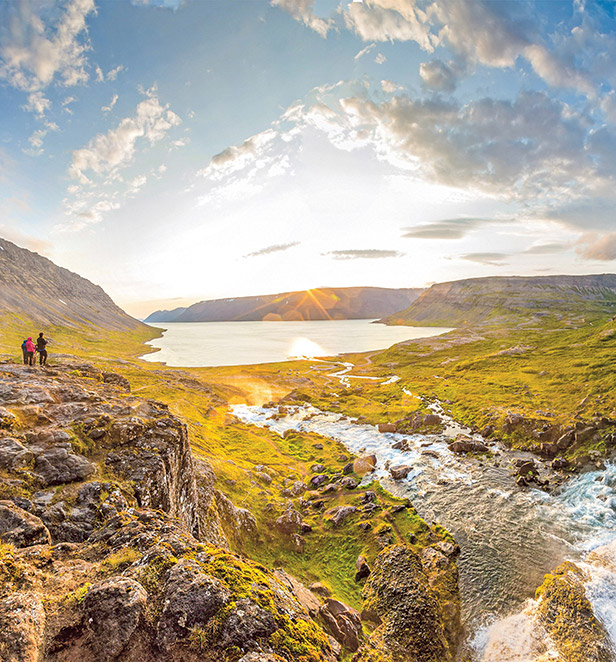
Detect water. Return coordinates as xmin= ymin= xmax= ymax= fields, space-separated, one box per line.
xmin=231 ymin=399 xmax=616 ymax=660
xmin=141 ymin=320 xmax=452 ymax=367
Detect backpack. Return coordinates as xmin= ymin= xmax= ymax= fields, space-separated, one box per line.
xmin=21 ymin=340 xmax=27 ymax=350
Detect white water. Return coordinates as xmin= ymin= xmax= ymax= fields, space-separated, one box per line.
xmin=231 ymin=400 xmax=616 ymax=660
xmin=141 ymin=319 xmax=452 ymax=367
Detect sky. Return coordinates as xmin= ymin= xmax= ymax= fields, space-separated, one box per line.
xmin=2 ymin=0 xmax=616 ymax=317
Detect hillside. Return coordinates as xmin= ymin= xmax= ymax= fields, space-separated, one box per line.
xmin=0 ymin=237 xmax=145 ymax=332
xmin=146 ymin=286 xmax=423 ymax=323
xmin=381 ymin=274 xmax=616 ymax=327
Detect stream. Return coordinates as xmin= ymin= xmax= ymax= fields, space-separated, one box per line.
xmin=231 ymin=363 xmax=616 ymax=661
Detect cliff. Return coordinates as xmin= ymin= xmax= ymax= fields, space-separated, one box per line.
xmin=146 ymin=287 xmax=424 ymax=323
xmin=0 ymin=237 xmax=145 ymax=332
xmin=381 ymin=274 xmax=616 ymax=327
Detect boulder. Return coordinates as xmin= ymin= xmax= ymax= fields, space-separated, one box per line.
xmin=377 ymin=423 xmax=396 ymax=433
xmin=449 ymin=440 xmax=488 ymax=454
xmin=324 ymin=505 xmax=357 ymax=527
xmin=217 ymin=598 xmax=277 ymax=649
xmin=353 ymin=455 xmax=376 ymax=476
xmin=311 ymin=464 xmax=326 ymax=472
xmin=319 ymin=598 xmax=362 ymax=651
xmin=355 ymin=555 xmax=371 ymax=581
xmin=156 ymin=560 xmax=231 ymax=651
xmin=309 ymin=474 xmax=329 ymax=488
xmin=551 ymin=457 xmax=569 ymax=470
xmin=342 ymin=462 xmax=355 ymax=475
xmin=82 ymin=577 xmax=147 ymax=661
xmin=389 ymin=465 xmax=411 ymax=481
xmin=556 ymin=430 xmax=575 ymax=450
xmin=275 ymin=507 xmax=302 ymax=534
xmin=539 ymin=443 xmax=558 ymax=458
xmin=422 ymin=414 xmax=441 ymax=426
xmin=340 ymin=476 xmax=358 ymax=490
xmin=34 ymin=446 xmax=95 ymax=486
xmin=0 ymin=438 xmax=33 ymax=471
xmin=0 ymin=592 xmax=45 ymax=662
xmin=102 ymin=372 xmax=131 ymax=392
xmin=0 ymin=407 xmax=17 ymax=431
xmin=0 ymin=500 xmax=50 ymax=547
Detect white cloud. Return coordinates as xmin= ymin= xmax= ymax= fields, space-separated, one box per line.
xmin=576 ymin=232 xmax=616 ymax=261
xmin=22 ymin=91 xmax=51 ymax=117
xmin=381 ymin=79 xmax=401 ymax=93
xmin=354 ymin=43 xmax=375 ymax=60
xmin=271 ymin=0 xmax=333 ymax=38
xmin=374 ymin=52 xmax=386 ymax=64
xmin=70 ymin=87 xmax=181 ymax=184
xmin=419 ymin=59 xmax=463 ymax=92
xmin=0 ymin=0 xmax=96 ymax=92
xmin=101 ymin=93 xmax=118 ymax=113
xmin=106 ymin=65 xmax=124 ymax=81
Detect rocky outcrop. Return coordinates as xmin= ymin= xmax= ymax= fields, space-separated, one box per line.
xmin=0 ymin=363 xmax=334 ymax=662
xmin=353 ymin=545 xmax=460 ymax=662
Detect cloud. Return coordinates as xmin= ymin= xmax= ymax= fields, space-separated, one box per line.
xmin=522 ymin=242 xmax=569 ymax=255
xmin=323 ymin=249 xmax=404 ymax=260
xmin=244 ymin=241 xmax=300 ymax=257
xmin=402 ymin=218 xmax=492 ymax=239
xmin=459 ymin=252 xmax=509 ymax=265
xmin=271 ymin=0 xmax=332 ymax=38
xmin=419 ymin=59 xmax=463 ymax=92
xmin=381 ymin=79 xmax=401 ymax=93
xmin=106 ymin=65 xmax=124 ymax=81
xmin=25 ymin=120 xmax=59 ymax=155
xmin=375 ymin=52 xmax=386 ymax=64
xmin=70 ymin=87 xmax=181 ymax=184
xmin=102 ymin=93 xmax=118 ymax=113
xmin=576 ymin=233 xmax=616 ymax=261
xmin=22 ymin=91 xmax=51 ymax=117
xmin=130 ymin=0 xmax=185 ymax=10
xmin=0 ymin=0 xmax=96 ymax=92
xmin=354 ymin=43 xmax=375 ymax=60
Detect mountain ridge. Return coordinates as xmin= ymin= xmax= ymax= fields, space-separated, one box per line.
xmin=146 ymin=286 xmax=424 ymax=323
xmin=0 ymin=237 xmax=145 ymax=332
xmin=380 ymin=274 xmax=616 ymax=327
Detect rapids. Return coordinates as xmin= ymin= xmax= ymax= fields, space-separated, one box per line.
xmin=232 ymin=384 xmax=616 ymax=660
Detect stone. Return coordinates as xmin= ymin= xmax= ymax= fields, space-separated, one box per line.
xmin=255 ymin=471 xmax=272 ymax=485
xmin=539 ymin=443 xmax=558 ymax=458
xmin=102 ymin=372 xmax=131 ymax=392
xmin=377 ymin=423 xmax=396 ymax=433
xmin=218 ymin=598 xmax=277 ymax=649
xmin=309 ymin=474 xmax=329 ymax=488
xmin=340 ymin=476 xmax=358 ymax=489
xmin=449 ymin=440 xmax=488 ymax=454
xmin=82 ymin=577 xmax=147 ymax=661
xmin=422 ymin=414 xmax=441 ymax=426
xmin=0 ymin=437 xmax=33 ymax=471
xmin=290 ymin=480 xmax=306 ymax=496
xmin=0 ymin=500 xmax=50 ymax=547
xmin=360 ymin=491 xmax=377 ymax=504
xmin=324 ymin=505 xmax=357 ymax=527
xmin=355 ymin=555 xmax=371 ymax=581
xmin=0 ymin=407 xmax=17 ymax=431
xmin=319 ymin=598 xmax=362 ymax=651
xmin=34 ymin=446 xmax=95 ymax=486
xmin=389 ymin=465 xmax=411 ymax=481
xmin=391 ymin=440 xmax=408 ymax=451
xmin=551 ymin=457 xmax=569 ymax=470
xmin=342 ymin=461 xmax=354 ymax=475
xmin=275 ymin=507 xmax=302 ymax=534
xmin=353 ymin=455 xmax=377 ymax=476
xmin=309 ymin=582 xmax=331 ymax=597
xmin=238 ymin=654 xmax=285 ymax=662
xmin=156 ymin=560 xmax=231 ymax=651
xmin=311 ymin=463 xmax=326 ymax=472
xmin=0 ymin=592 xmax=45 ymax=662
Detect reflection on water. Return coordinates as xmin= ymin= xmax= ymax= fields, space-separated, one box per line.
xmin=141 ymin=319 xmax=452 ymax=367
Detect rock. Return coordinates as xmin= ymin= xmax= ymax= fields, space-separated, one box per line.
xmin=340 ymin=476 xmax=358 ymax=490
xmin=449 ymin=440 xmax=488 ymax=454
xmin=290 ymin=480 xmax=306 ymax=496
xmin=324 ymin=505 xmax=357 ymax=527
xmin=0 ymin=407 xmax=17 ymax=431
xmin=481 ymin=425 xmax=495 ymax=437
xmin=238 ymin=654 xmax=285 ymax=662
xmin=353 ymin=455 xmax=376 ymax=476
xmin=309 ymin=474 xmax=329 ymax=488
xmin=551 ymin=457 xmax=569 ymax=470
xmin=319 ymin=598 xmax=362 ymax=651
xmin=389 ymin=465 xmax=411 ymax=481
xmin=0 ymin=592 xmax=45 ymax=662
xmin=360 ymin=491 xmax=377 ymax=503
xmin=0 ymin=500 xmax=51 ymax=547
xmin=516 ymin=460 xmax=537 ymax=476
xmin=156 ymin=559 xmax=232 ymax=651
xmin=102 ymin=372 xmax=131 ymax=392
xmin=82 ymin=577 xmax=147 ymax=660
xmin=539 ymin=443 xmax=558 ymax=458
xmin=435 ymin=541 xmax=460 ymax=557
xmin=275 ymin=507 xmax=303 ymax=534
xmin=0 ymin=437 xmax=33 ymax=471
xmin=536 ymin=562 xmax=613 ymax=662
xmin=575 ymin=426 xmax=598 ymax=443
xmin=391 ymin=440 xmax=408 ymax=451
xmin=422 ymin=414 xmax=441 ymax=426
xmin=255 ymin=471 xmax=272 ymax=485
xmin=313 ymin=443 xmax=324 ymax=450
xmin=503 ymin=413 xmax=527 ymax=433
xmin=355 ymin=555 xmax=371 ymax=581
xmin=310 ymin=582 xmax=331 ymax=597
xmin=34 ymin=446 xmax=95 ymax=486
xmin=273 ymin=570 xmax=321 ymax=617
xmin=353 ymin=545 xmax=456 ymax=662
xmin=342 ymin=461 xmax=354 ymax=475
xmin=218 ymin=598 xmax=277 ymax=649
xmin=311 ymin=464 xmax=326 ymax=472
xmin=377 ymin=423 xmax=396 ymax=433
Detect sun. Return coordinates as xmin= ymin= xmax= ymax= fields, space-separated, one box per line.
xmin=288 ymin=337 xmax=327 ymax=359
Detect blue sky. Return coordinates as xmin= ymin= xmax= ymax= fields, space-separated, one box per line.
xmin=2 ymin=0 xmax=616 ymax=316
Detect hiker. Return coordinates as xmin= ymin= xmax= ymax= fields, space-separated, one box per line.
xmin=21 ymin=338 xmax=28 ymax=364
xmin=36 ymin=332 xmax=48 ymax=366
xmin=24 ymin=337 xmax=35 ymax=366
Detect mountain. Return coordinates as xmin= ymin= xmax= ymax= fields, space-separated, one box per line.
xmin=145 ymin=286 xmax=424 ymax=323
xmin=380 ymin=274 xmax=616 ymax=327
xmin=0 ymin=237 xmax=144 ymax=331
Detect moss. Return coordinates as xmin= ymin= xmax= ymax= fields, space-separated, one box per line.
xmin=0 ymin=542 xmax=30 ymax=596
xmin=64 ymin=582 xmax=92 ymax=605
xmin=101 ymin=547 xmax=141 ymax=572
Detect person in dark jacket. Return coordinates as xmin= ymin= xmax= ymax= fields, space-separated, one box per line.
xmin=21 ymin=339 xmax=28 ymax=364
xmin=36 ymin=333 xmax=48 ymax=366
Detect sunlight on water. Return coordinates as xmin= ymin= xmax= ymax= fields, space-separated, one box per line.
xmin=288 ymin=337 xmax=327 ymax=359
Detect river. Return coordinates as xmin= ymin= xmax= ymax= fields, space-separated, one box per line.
xmin=141 ymin=319 xmax=452 ymax=367
xmin=231 ymin=364 xmax=616 ymax=661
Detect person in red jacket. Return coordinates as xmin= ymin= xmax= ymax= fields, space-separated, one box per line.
xmin=25 ymin=337 xmax=35 ymax=366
